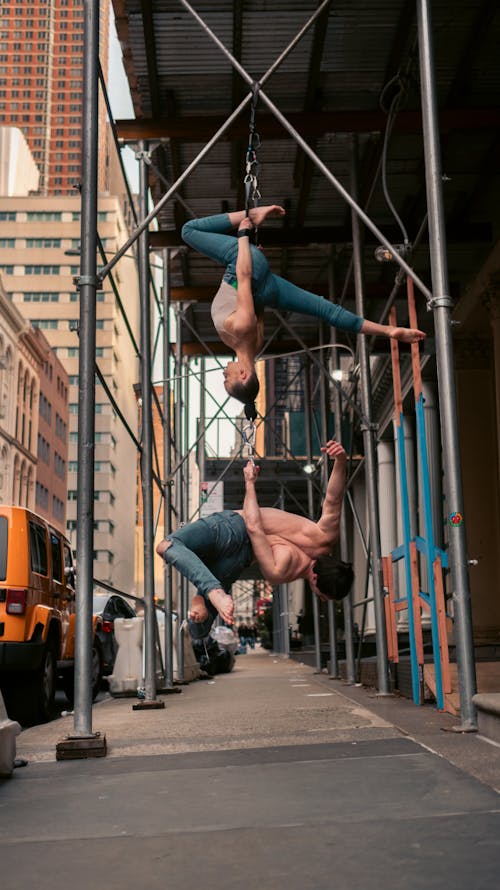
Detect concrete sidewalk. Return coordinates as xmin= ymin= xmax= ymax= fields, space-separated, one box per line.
xmin=1 ymin=649 xmax=499 ymax=890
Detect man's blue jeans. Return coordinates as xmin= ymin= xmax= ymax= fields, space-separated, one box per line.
xmin=164 ymin=511 xmax=253 ymax=639
xmin=182 ymin=214 xmax=364 ymax=333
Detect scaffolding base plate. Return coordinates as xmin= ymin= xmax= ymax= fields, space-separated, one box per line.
xmin=132 ymin=700 xmax=165 ymax=711
xmin=56 ymin=732 xmax=107 ymax=760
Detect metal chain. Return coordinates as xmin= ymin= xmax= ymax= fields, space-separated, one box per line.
xmin=241 ymin=419 xmax=256 ymax=466
xmin=241 ymin=82 xmax=260 ymax=465
xmin=244 ymin=83 xmax=261 ymax=243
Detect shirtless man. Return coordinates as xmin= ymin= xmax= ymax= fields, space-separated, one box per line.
xmin=156 ymin=440 xmax=353 ymax=639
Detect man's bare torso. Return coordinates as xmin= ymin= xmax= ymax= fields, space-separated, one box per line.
xmin=236 ymin=506 xmax=332 ymax=582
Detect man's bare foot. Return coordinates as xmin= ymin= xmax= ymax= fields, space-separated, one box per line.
xmin=251 ymin=205 xmax=285 ymax=227
xmin=208 ymin=588 xmax=234 ymax=624
xmin=189 ymin=595 xmax=209 ymax=623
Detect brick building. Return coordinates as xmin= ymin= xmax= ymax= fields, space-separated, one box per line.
xmin=0 ymin=0 xmax=110 ymax=195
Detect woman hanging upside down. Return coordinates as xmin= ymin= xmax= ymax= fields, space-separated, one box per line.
xmin=182 ymin=206 xmax=425 ymax=412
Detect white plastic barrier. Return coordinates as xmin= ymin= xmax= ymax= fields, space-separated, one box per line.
xmin=108 ymin=614 xmax=201 ymax=696
xmin=108 ymin=616 xmax=144 ymax=696
xmin=0 ymin=689 xmax=21 ymax=778
xmin=156 ymin=614 xmax=201 ymax=683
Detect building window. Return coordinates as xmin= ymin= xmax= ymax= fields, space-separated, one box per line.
xmin=26 ymin=212 xmax=62 ymax=221
xmin=25 ymin=266 xmax=61 ymax=275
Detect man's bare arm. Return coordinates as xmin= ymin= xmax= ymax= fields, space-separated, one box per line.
xmin=316 ymin=440 xmax=347 ymax=543
xmin=242 ymin=462 xmax=294 ymax=583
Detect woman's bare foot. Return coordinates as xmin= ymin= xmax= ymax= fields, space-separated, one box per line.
xmin=390 ymin=326 xmax=426 ymax=343
xmin=250 ymin=205 xmax=285 ymax=226
xmin=189 ymin=594 xmax=209 ymax=623
xmin=208 ymin=588 xmax=234 ymax=624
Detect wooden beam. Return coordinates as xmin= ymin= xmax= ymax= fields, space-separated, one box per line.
xmin=115 ymin=108 xmax=500 ymax=142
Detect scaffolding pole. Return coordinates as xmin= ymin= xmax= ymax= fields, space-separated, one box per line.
xmin=72 ymin=0 xmax=99 ymax=741
xmin=279 ymin=485 xmax=290 ymax=658
xmin=350 ymin=136 xmax=390 ymax=696
xmin=417 ymin=0 xmax=477 ymax=728
xmin=175 ymin=307 xmax=185 ymax=682
xmin=303 ymin=359 xmax=321 ymax=672
xmin=183 ymin=353 xmax=191 ymax=634
xmin=329 ymin=305 xmax=356 ymax=684
xmin=137 ymin=142 xmax=160 ymax=707
xmin=318 ymin=324 xmax=339 ymax=678
xmin=162 ymin=249 xmax=174 ymax=689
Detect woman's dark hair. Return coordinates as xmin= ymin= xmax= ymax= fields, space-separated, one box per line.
xmin=313 ymin=557 xmax=354 ymax=601
xmin=226 ymin=371 xmax=260 ymax=412
xmin=244 ymin=402 xmax=257 ymax=421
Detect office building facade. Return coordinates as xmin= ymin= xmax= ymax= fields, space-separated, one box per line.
xmin=0 ymin=193 xmax=140 ymax=593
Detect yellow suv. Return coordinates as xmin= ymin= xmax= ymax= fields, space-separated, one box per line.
xmin=0 ymin=505 xmax=103 ymax=725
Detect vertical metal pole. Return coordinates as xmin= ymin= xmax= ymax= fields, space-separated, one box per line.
xmin=175 ymin=309 xmax=185 ymax=681
xmin=198 ymin=358 xmax=207 ymax=492
xmin=318 ymin=325 xmax=339 ymax=678
xmin=183 ymin=355 xmax=191 ymax=639
xmin=417 ymin=0 xmax=477 ymax=727
xmin=327 ymin=600 xmax=338 ymax=677
xmin=350 ymin=135 xmax=390 ymax=695
xmin=272 ymin=588 xmax=281 ymax=653
xmin=74 ymin=0 xmax=99 ymax=737
xmin=328 ymin=266 xmax=356 ymax=684
xmin=138 ymin=141 xmax=157 ymax=703
xmin=303 ymin=359 xmax=321 ymax=672
xmin=184 ymin=356 xmax=190 ymax=530
xmin=279 ymin=485 xmax=290 ymax=657
xmin=162 ymin=248 xmax=174 ymax=688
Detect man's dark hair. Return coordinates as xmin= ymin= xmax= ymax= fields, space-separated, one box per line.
xmin=226 ymin=371 xmax=260 ymax=408
xmin=313 ymin=556 xmax=354 ymax=601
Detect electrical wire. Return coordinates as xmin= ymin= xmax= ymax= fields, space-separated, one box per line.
xmin=379 ymin=74 xmax=410 ymax=247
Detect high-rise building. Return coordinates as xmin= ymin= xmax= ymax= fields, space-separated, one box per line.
xmin=0 ymin=0 xmax=110 ymax=195
xmin=0 ymin=193 xmax=141 ymax=594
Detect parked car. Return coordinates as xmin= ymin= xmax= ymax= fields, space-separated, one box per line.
xmin=0 ymin=505 xmax=103 ymax=725
xmin=92 ymin=592 xmax=137 ymax=676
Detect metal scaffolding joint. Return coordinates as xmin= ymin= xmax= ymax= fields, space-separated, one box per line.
xmin=135 ymin=149 xmax=152 ymax=163
xmin=426 ymin=293 xmax=454 ymax=311
xmin=76 ymin=274 xmax=102 ymax=288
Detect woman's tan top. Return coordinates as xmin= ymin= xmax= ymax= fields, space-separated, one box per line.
xmin=210 ymin=279 xmax=240 ymax=348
